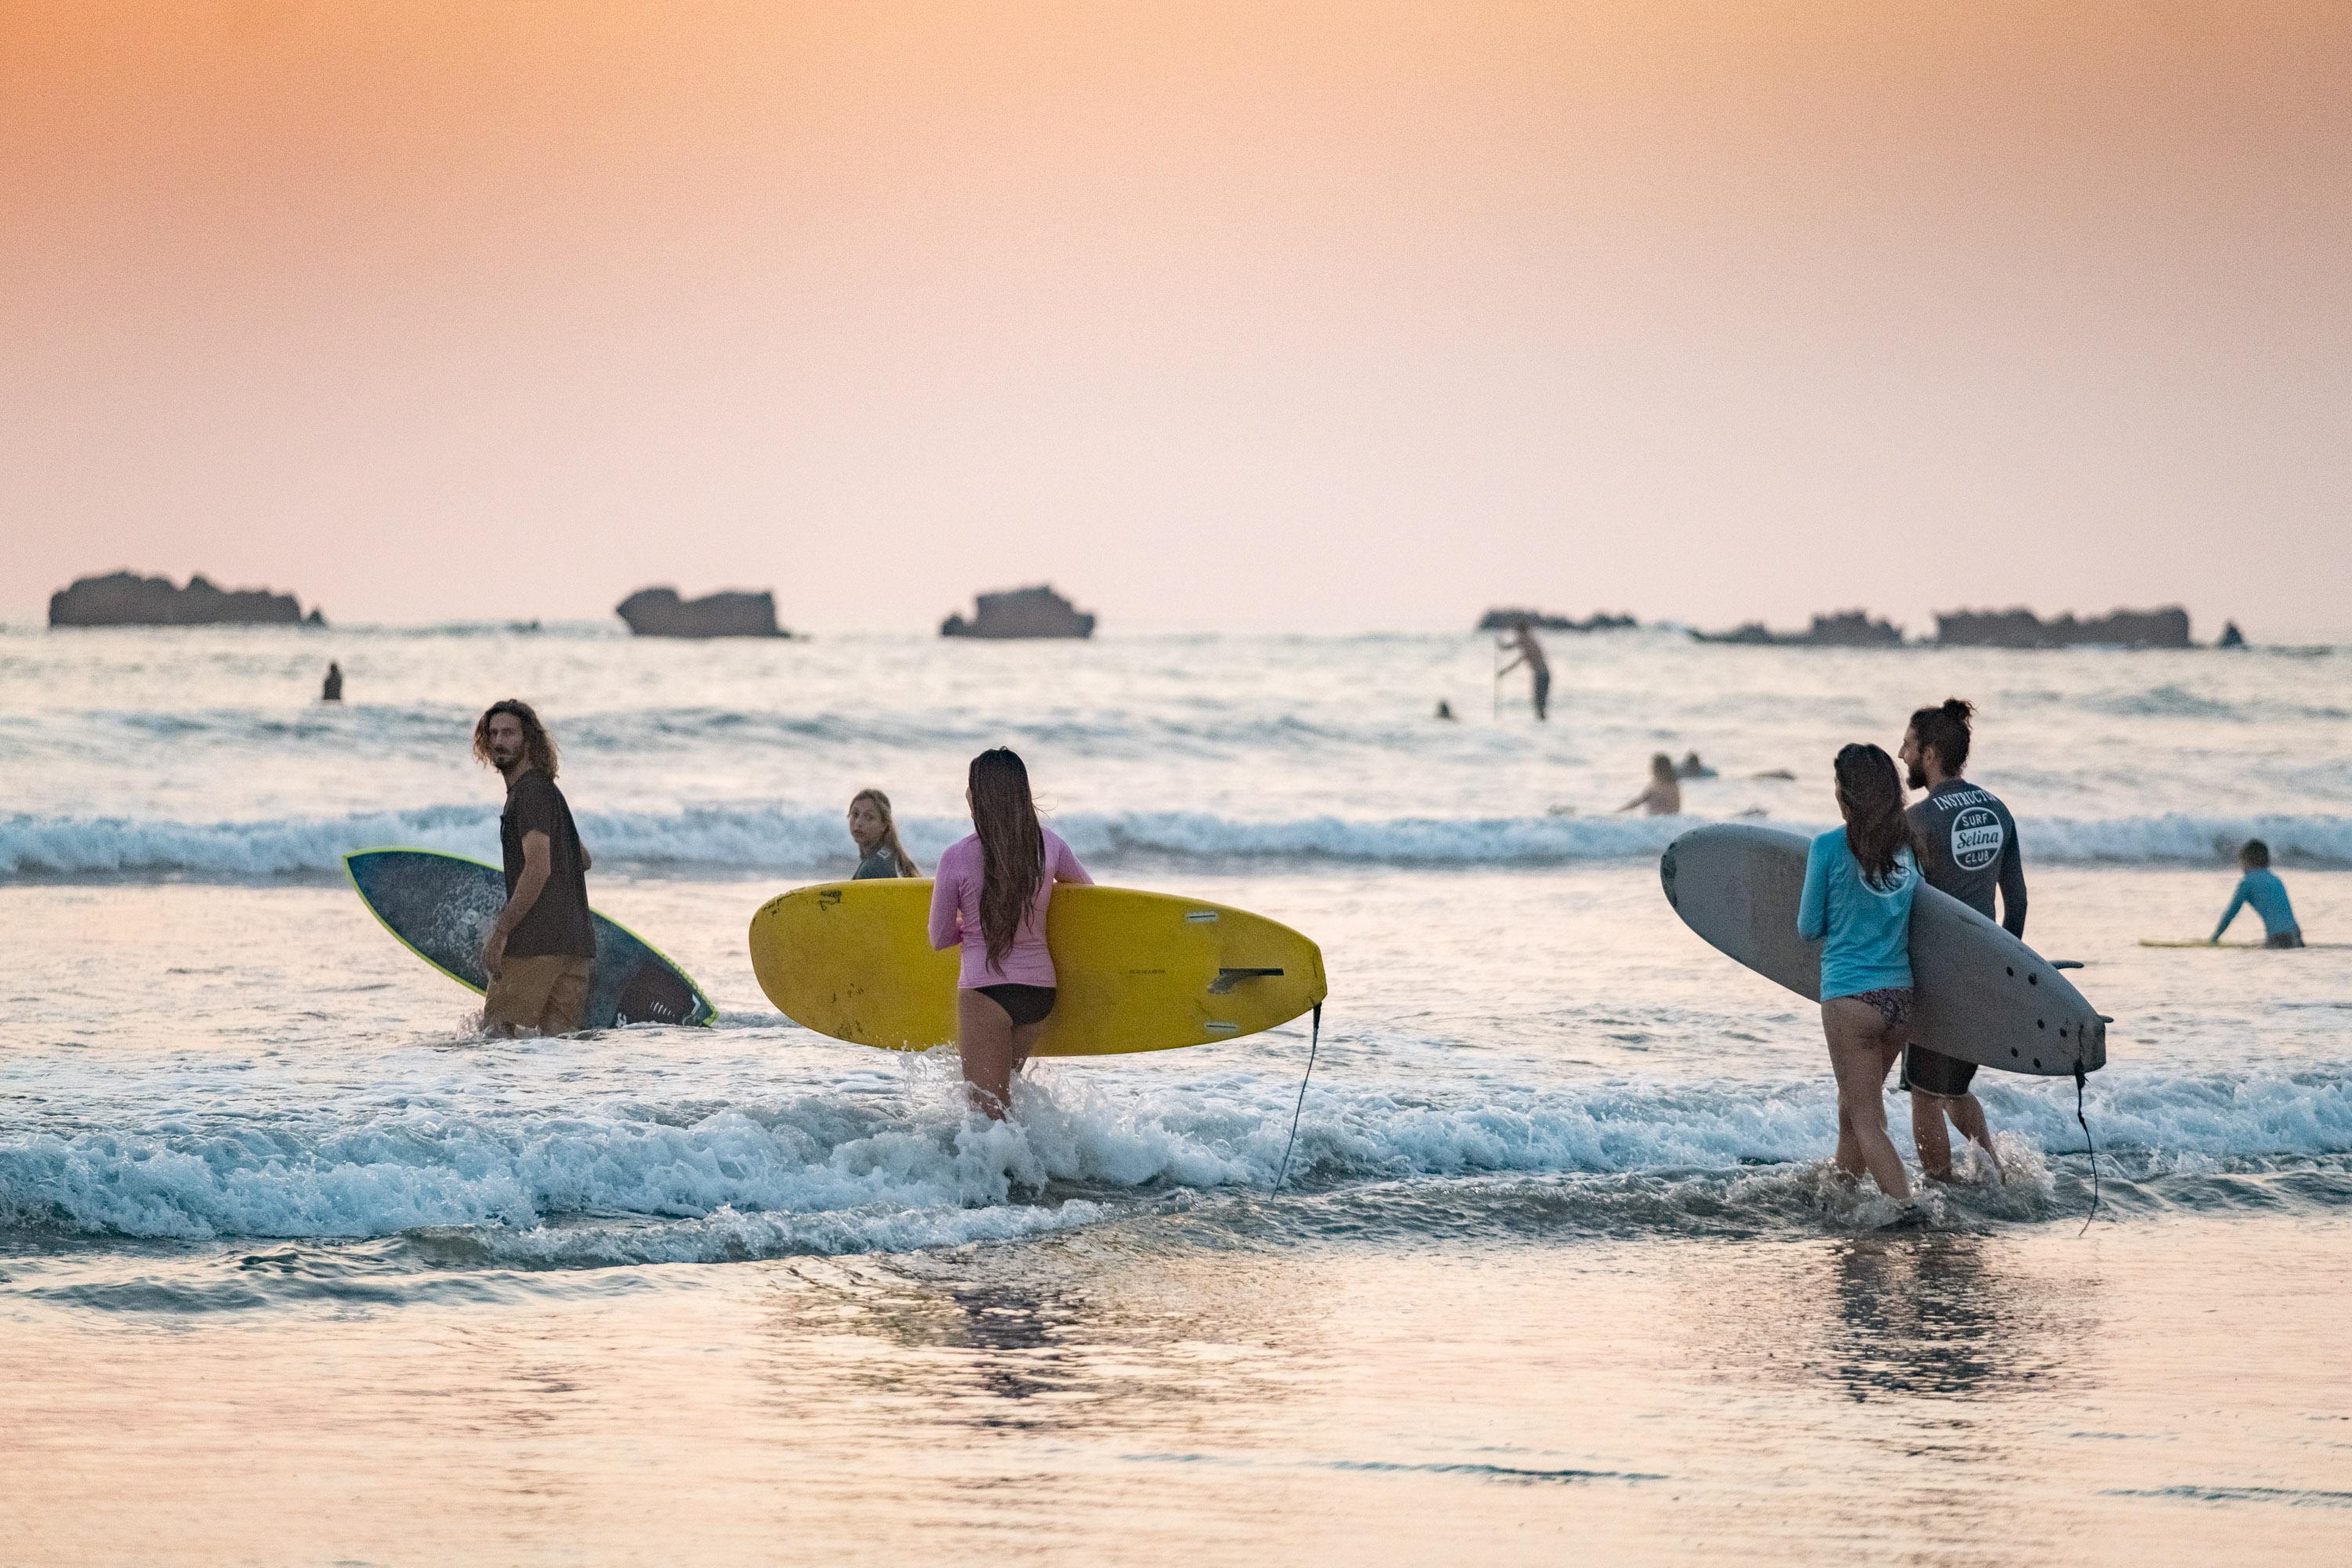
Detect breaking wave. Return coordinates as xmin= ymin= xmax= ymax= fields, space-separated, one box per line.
xmin=5 ymin=804 xmax=2350 ymax=880
xmin=3 ymin=1065 xmax=2347 ymax=1272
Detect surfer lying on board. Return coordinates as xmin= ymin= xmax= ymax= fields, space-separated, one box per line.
xmin=928 ymin=748 xmax=1094 ymax=1117
xmin=1899 ymin=699 xmax=2020 ymax=1181
xmin=1798 ymin=743 xmax=1919 ymax=1202
xmin=1616 ymin=753 xmax=1682 ymax=816
xmin=848 ymin=788 xmax=921 ymax=880
xmin=2213 ymin=840 xmax=2303 ymax=948
xmin=474 ymin=699 xmax=596 ymax=1037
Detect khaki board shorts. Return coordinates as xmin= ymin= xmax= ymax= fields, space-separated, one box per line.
xmin=484 ymin=953 xmax=593 ymax=1036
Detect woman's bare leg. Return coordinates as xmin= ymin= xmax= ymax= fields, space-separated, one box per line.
xmin=1008 ymin=1020 xmax=1045 ymax=1078
xmin=957 ymin=989 xmax=1017 ymax=1119
xmin=1834 ymin=1105 xmax=1864 ymax=1184
xmin=1822 ymin=999 xmax=1911 ymax=1200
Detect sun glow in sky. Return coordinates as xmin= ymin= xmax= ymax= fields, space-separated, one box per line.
xmin=3 ymin=2 xmax=2346 ymax=633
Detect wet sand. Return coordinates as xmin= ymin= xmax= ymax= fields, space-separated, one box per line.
xmin=5 ymin=1212 xmax=2347 ymax=1564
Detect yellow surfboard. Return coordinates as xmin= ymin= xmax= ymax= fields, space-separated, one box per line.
xmin=747 ymin=880 xmax=1327 ymax=1055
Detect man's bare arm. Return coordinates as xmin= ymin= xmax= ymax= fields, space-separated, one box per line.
xmin=499 ymin=832 xmax=552 ymax=934
xmin=484 ymin=831 xmax=550 ymax=974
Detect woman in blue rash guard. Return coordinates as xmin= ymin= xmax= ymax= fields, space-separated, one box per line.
xmin=1798 ymin=742 xmax=1921 ymax=1202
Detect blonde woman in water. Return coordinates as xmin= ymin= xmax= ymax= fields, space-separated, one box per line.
xmin=846 ymin=788 xmax=921 ymax=879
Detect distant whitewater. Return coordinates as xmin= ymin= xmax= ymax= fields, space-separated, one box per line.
xmin=5 ymin=803 xmax=2350 ymax=880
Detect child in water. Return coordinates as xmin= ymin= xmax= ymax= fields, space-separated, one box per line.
xmin=927 ymin=749 xmax=1093 ymax=1116
xmin=2212 ymin=839 xmax=2303 ymax=947
xmin=847 ymin=789 xmax=920 ymax=879
xmin=1798 ymin=742 xmax=1919 ymax=1202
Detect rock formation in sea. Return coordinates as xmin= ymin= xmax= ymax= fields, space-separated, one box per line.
xmin=2217 ymin=621 xmax=2247 ymax=649
xmin=1475 ymin=608 xmax=1639 ymax=633
xmin=1932 ymin=606 xmax=2192 ymax=648
xmin=940 ymin=585 xmax=1096 ymax=639
xmin=1693 ymin=610 xmax=1903 ymax=648
xmin=614 ymin=586 xmax=789 ymax=638
xmin=48 ymin=571 xmax=321 ymax=627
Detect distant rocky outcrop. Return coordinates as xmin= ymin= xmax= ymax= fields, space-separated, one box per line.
xmin=49 ymin=571 xmax=321 ymax=627
xmin=941 ymin=584 xmax=1095 ymax=639
xmin=1475 ymin=608 xmax=1639 ymax=633
xmin=615 ymin=586 xmax=788 ymax=638
xmin=1933 ymin=606 xmax=2191 ymax=649
xmin=1694 ymin=610 xmax=1903 ymax=648
xmin=2217 ymin=620 xmax=2247 ymax=649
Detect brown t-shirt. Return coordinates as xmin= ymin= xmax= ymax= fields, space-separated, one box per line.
xmin=500 ymin=770 xmax=595 ymax=958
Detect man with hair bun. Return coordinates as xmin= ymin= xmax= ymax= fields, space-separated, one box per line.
xmin=471 ymin=699 xmax=596 ymax=1036
xmin=1896 ymin=697 xmax=2025 ymax=1180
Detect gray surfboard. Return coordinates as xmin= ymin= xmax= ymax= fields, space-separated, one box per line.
xmin=346 ymin=848 xmax=715 ymax=1030
xmin=1660 ymin=823 xmax=2106 ymax=1076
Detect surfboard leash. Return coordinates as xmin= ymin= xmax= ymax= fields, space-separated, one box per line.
xmin=1274 ymin=1001 xmax=1323 ymax=1193
xmin=2074 ymin=1062 xmax=2100 ymax=1236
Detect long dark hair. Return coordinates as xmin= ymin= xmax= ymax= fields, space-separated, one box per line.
xmin=1834 ymin=742 xmax=1914 ymax=890
xmin=968 ymin=748 xmax=1045 ymax=969
xmin=472 ymin=699 xmax=560 ymax=778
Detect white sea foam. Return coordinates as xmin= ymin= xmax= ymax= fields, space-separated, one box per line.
xmin=5 ymin=804 xmax=2350 ymax=880
xmin=3 ymin=1069 xmax=2343 ymax=1258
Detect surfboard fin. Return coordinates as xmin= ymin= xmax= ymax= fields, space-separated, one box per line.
xmin=1210 ymin=967 xmax=1285 ymax=994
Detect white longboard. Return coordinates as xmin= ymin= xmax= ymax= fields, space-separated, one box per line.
xmin=1661 ymin=824 xmax=2106 ymax=1077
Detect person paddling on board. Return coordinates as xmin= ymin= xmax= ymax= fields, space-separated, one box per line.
xmin=473 ymin=699 xmax=595 ymax=1037
xmin=1495 ymin=620 xmax=1552 ymax=720
xmin=1897 ymin=698 xmax=2021 ymax=1181
xmin=1798 ymin=743 xmax=1919 ymax=1203
xmin=927 ymin=748 xmax=1094 ymax=1118
xmin=847 ymin=787 xmax=921 ymax=879
xmin=2212 ymin=839 xmax=2303 ymax=948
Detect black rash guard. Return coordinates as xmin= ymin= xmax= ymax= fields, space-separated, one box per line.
xmin=1905 ymin=779 xmax=2027 ymax=937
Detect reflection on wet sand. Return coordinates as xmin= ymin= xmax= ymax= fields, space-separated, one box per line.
xmin=1824 ymin=1231 xmax=2094 ymax=1401
xmin=1651 ymin=1227 xmax=2111 ymax=1561
xmin=1679 ymin=1229 xmax=2097 ymax=1405
xmin=753 ymin=1232 xmax=1334 ymax=1446
xmin=8 ymin=1221 xmax=2351 ymax=1565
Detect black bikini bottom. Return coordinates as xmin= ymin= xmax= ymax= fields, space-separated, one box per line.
xmin=974 ymin=983 xmax=1057 ymax=1028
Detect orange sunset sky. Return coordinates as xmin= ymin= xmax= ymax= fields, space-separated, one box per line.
xmin=3 ymin=2 xmax=2346 ymax=634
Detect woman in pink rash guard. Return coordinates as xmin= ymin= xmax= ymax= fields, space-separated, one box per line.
xmin=927 ymin=747 xmax=1093 ymax=1116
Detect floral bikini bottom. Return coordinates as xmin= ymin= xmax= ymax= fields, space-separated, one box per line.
xmin=1850 ymin=987 xmax=1915 ymax=1028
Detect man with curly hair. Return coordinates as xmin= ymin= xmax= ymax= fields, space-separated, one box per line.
xmin=472 ymin=699 xmax=595 ymax=1036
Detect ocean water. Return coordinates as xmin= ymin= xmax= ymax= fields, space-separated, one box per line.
xmin=4 ymin=625 xmax=2349 ymax=1563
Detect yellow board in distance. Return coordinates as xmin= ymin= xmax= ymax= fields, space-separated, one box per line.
xmin=747 ymin=879 xmax=1327 ymax=1055
xmin=2140 ymin=938 xmax=2347 ymax=949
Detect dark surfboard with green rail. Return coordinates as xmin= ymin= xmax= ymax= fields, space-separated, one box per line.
xmin=345 ymin=848 xmax=715 ymax=1029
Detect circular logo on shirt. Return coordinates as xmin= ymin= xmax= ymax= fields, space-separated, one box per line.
xmin=1950 ymin=805 xmax=2005 ymax=872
